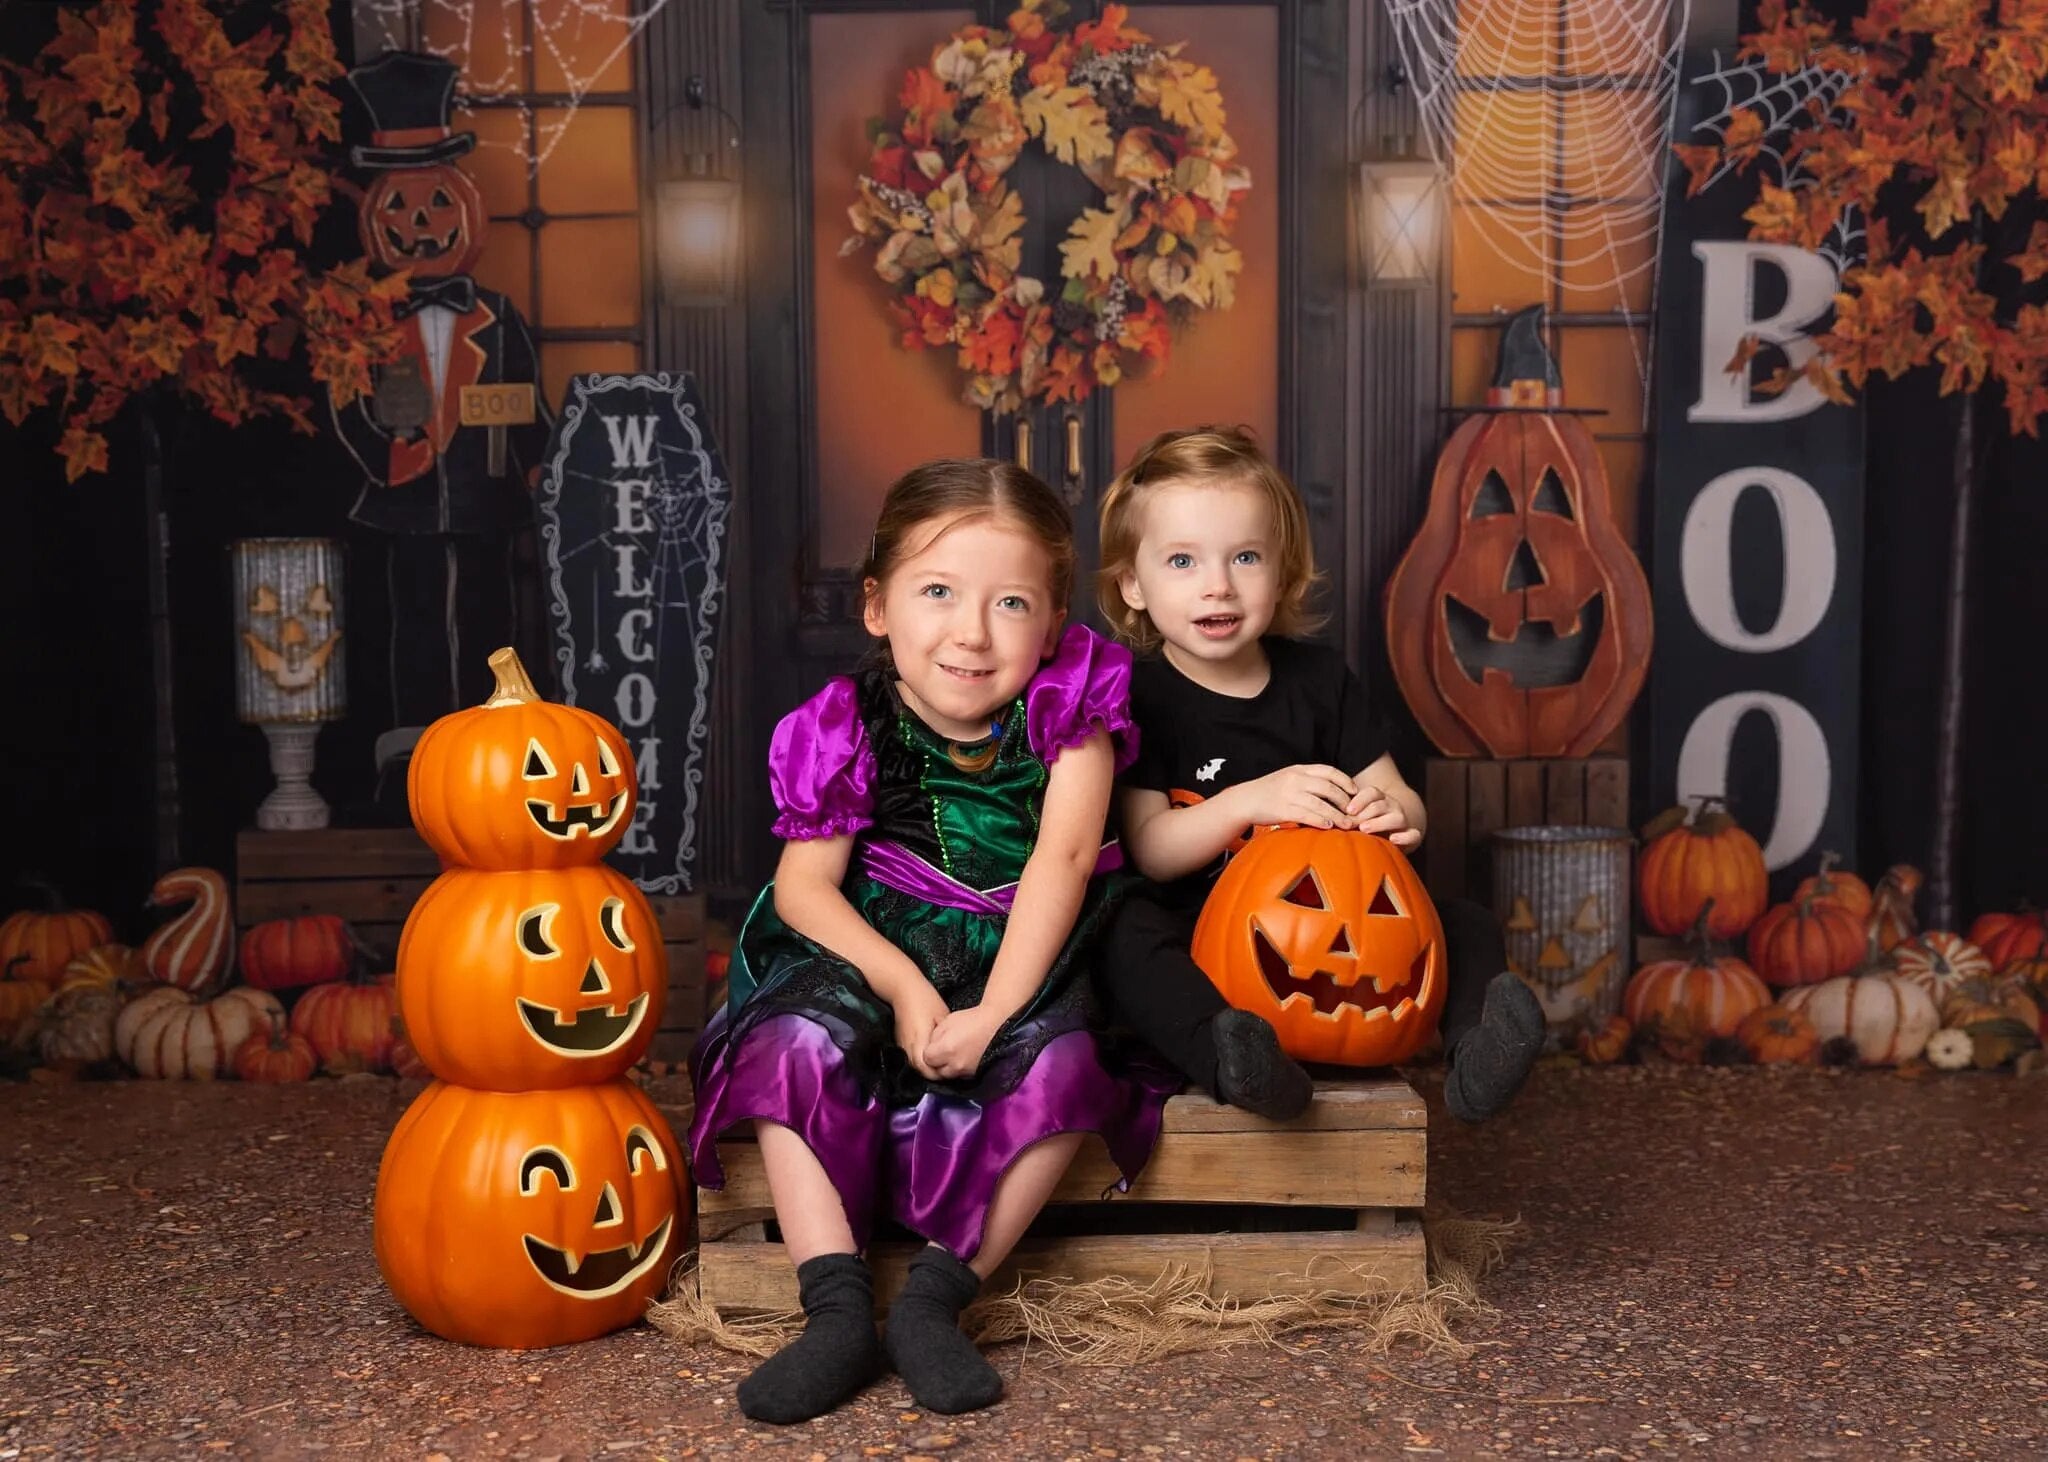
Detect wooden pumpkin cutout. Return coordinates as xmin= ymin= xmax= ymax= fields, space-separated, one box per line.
xmin=1385 ymin=306 xmax=1653 ymax=758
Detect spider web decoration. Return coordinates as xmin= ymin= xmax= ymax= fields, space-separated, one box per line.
xmin=355 ymin=0 xmax=673 ymax=165
xmin=1683 ymin=51 xmax=1863 ymax=277
xmin=1381 ymin=0 xmax=1692 ymax=417
xmin=538 ymin=373 xmax=732 ymax=895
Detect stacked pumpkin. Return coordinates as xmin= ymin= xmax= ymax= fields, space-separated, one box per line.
xmin=374 ymin=648 xmax=687 ymax=1349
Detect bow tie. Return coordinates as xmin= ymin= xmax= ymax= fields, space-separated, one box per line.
xmin=398 ymin=276 xmax=479 ymax=316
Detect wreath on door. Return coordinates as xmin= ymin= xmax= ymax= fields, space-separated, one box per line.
xmin=843 ymin=0 xmax=1249 ymax=414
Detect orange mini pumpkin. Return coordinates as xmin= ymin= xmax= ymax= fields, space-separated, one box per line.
xmin=1576 ymin=1013 xmax=1631 ymax=1065
xmin=1192 ymin=828 xmax=1446 ymax=1067
xmin=1636 ymin=797 xmax=1768 ymax=940
xmin=1622 ymin=934 xmax=1771 ymax=1047
xmin=397 ymin=863 xmax=666 ymax=1089
xmin=1747 ymin=890 xmax=1867 ymax=988
xmin=1966 ymin=908 xmax=2048 ymax=971
xmin=1735 ymin=1003 xmax=1820 ymax=1065
xmin=374 ymin=1080 xmax=687 ymax=1349
xmin=0 ymin=884 xmax=113 ymax=986
xmin=409 ymin=649 xmax=636 ymax=870
xmin=1792 ymin=851 xmax=1872 ymax=921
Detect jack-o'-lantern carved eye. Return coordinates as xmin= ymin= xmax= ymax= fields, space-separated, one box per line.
xmin=523 ymin=739 xmax=557 ymax=780
xmin=1469 ymin=472 xmax=1514 ymax=518
xmin=383 ymin=191 xmax=405 ymax=213
xmin=249 ymin=583 xmax=281 ymax=615
xmin=597 ymin=739 xmax=622 ymax=779
xmin=430 ymin=187 xmax=452 ymax=209
xmin=519 ymin=1147 xmax=574 ymax=1194
xmin=1530 ymin=469 xmax=1574 ymax=518
xmin=1367 ymin=878 xmax=1403 ymax=916
xmin=519 ymin=905 xmax=561 ymax=960
xmin=598 ymin=898 xmax=634 ymax=952
xmin=1282 ymin=872 xmax=1326 ymax=908
xmin=625 ymin=1126 xmax=667 ymax=1175
xmin=305 ymin=582 xmax=334 ymax=616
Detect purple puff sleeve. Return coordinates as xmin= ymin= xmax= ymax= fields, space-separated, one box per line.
xmin=768 ymin=676 xmax=877 ymax=840
xmin=1025 ymin=623 xmax=1140 ymax=773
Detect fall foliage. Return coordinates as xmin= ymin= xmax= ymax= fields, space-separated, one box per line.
xmin=1684 ymin=0 xmax=2048 ymax=433
xmin=0 ymin=0 xmax=407 ymax=481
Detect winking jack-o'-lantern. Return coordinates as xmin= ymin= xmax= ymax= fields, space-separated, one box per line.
xmin=1192 ymin=827 xmax=1446 ymax=1066
xmin=397 ymin=862 xmax=666 ymax=1089
xmin=1385 ymin=305 xmax=1653 ymax=758
xmin=375 ymin=1080 xmax=687 ymax=1348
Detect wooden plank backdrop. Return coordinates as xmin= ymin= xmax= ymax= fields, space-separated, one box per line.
xmin=1422 ymin=756 xmax=1630 ymax=906
xmin=234 ymin=829 xmax=708 ymax=1060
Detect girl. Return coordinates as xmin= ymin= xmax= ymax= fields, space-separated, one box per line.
xmin=689 ymin=459 xmax=1176 ymax=1425
xmin=1095 ymin=426 xmax=1545 ymax=1124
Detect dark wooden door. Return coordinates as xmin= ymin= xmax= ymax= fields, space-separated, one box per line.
xmin=733 ymin=0 xmax=1350 ymax=883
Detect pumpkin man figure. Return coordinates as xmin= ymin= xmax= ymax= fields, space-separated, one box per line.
xmin=329 ymin=52 xmax=554 ymax=732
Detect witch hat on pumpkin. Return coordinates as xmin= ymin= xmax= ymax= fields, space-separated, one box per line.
xmin=345 ymin=52 xmax=477 ymax=170
xmin=1484 ymin=305 xmax=1565 ymax=411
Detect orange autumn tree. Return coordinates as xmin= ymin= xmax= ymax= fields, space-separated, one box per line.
xmin=0 ymin=0 xmax=407 ymax=481
xmin=1688 ymin=0 xmax=2048 ymax=928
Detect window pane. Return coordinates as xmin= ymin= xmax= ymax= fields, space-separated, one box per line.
xmin=543 ymin=341 xmax=641 ymax=413
xmin=473 ymin=223 xmax=536 ymax=321
xmin=538 ymin=105 xmax=639 ymax=216
xmin=533 ymin=0 xmax=635 ymax=95
xmin=1556 ymin=326 xmax=1648 ymax=430
xmin=464 ymin=107 xmax=534 ymax=219
xmin=539 ymin=218 xmax=642 ymax=328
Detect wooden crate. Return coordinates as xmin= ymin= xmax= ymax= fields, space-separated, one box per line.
xmin=695 ymin=1077 xmax=1427 ymax=1314
xmin=1422 ymin=756 xmax=1629 ymax=906
xmin=233 ymin=829 xmax=708 ymax=1059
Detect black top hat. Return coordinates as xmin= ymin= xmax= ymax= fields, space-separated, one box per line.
xmin=1485 ymin=305 xmax=1564 ymax=409
xmin=345 ymin=52 xmax=478 ymax=170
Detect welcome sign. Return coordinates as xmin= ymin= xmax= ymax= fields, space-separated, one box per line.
xmin=536 ymin=373 xmax=732 ymax=894
xmin=1647 ymin=50 xmax=1866 ymax=883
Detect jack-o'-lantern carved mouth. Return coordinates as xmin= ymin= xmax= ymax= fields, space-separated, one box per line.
xmin=383 ymin=224 xmax=464 ymax=260
xmin=517 ymin=991 xmax=650 ymax=1054
xmin=1253 ymin=925 xmax=1428 ymax=1021
xmin=523 ymin=1214 xmax=673 ymax=1298
xmin=523 ymin=794 xmax=629 ymax=839
xmin=1444 ymin=591 xmax=1603 ymax=689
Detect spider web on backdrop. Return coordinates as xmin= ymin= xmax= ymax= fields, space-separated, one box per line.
xmin=1380 ymin=0 xmax=1692 ymax=423
xmin=1684 ymin=50 xmax=1863 ymax=277
xmin=356 ymin=0 xmax=674 ymax=165
xmin=539 ymin=375 xmax=731 ymax=895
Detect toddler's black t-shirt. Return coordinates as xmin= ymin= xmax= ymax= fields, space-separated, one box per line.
xmin=1123 ymin=636 xmax=1391 ymax=906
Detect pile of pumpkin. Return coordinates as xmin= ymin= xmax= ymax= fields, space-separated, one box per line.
xmin=1 ymin=870 xmax=419 ymax=1083
xmin=1581 ymin=798 xmax=2048 ymax=1072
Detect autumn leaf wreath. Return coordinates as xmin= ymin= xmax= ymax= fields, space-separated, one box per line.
xmin=842 ymin=0 xmax=1250 ymax=413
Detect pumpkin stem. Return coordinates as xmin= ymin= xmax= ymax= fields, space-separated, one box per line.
xmin=1685 ymin=898 xmax=1718 ymax=960
xmin=485 ymin=647 xmax=542 ymax=708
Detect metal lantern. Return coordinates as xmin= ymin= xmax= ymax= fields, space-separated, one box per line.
xmin=1492 ymin=825 xmax=1633 ymax=1050
xmin=232 ymin=538 xmax=346 ymax=830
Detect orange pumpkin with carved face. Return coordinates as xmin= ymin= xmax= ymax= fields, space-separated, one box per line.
xmin=1192 ymin=828 xmax=1446 ymax=1066
xmin=360 ymin=163 xmax=485 ymax=277
xmin=397 ymin=864 xmax=666 ymax=1089
xmin=409 ymin=648 xmax=636 ymax=869
xmin=374 ymin=1080 xmax=687 ymax=1349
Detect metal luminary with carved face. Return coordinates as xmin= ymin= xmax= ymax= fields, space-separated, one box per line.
xmin=232 ymin=538 xmax=347 ymax=725
xmin=397 ymin=863 xmax=667 ymax=1089
xmin=1385 ymin=306 xmax=1652 ymax=758
xmin=374 ymin=1081 xmax=687 ymax=1349
xmin=1192 ymin=827 xmax=1447 ymax=1066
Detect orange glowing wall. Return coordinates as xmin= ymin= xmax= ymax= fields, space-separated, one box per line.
xmin=429 ymin=0 xmax=645 ymax=409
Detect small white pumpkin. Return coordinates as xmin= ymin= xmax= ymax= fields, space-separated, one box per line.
xmin=115 ymin=985 xmax=283 ymax=1079
xmin=1925 ymin=1028 xmax=1973 ymax=1071
xmin=1781 ymin=973 xmax=1938 ymax=1066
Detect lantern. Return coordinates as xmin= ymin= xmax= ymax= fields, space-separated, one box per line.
xmin=233 ymin=537 xmax=346 ymax=830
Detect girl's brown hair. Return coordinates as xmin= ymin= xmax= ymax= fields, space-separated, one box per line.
xmin=860 ymin=457 xmax=1076 ymax=612
xmin=1094 ymin=425 xmax=1324 ymax=650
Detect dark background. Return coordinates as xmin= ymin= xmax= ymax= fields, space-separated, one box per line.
xmin=3 ymin=1 xmax=2044 ymax=941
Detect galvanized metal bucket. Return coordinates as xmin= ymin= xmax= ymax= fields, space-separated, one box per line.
xmin=1492 ymin=825 xmax=1633 ymax=1049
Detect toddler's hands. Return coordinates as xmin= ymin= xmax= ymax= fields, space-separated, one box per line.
xmin=1230 ymin=764 xmax=1359 ymax=830
xmin=891 ymin=978 xmax=952 ymax=1079
xmin=921 ymin=1004 xmax=1004 ymax=1080
xmin=1349 ymin=784 xmax=1422 ymax=848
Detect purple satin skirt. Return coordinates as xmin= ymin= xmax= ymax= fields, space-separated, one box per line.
xmin=688 ymin=1009 xmax=1178 ymax=1261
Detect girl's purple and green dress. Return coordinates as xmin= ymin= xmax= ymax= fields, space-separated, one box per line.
xmin=687 ymin=624 xmax=1179 ymax=1262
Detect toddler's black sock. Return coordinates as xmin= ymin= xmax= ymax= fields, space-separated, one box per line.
xmin=1443 ymin=972 xmax=1546 ymax=1122
xmin=736 ymin=1252 xmax=884 ymax=1424
xmin=1211 ymin=1008 xmax=1314 ymax=1121
xmin=883 ymin=1247 xmax=1004 ymax=1415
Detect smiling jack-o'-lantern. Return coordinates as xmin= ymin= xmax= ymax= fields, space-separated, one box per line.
xmin=409 ymin=648 xmax=636 ymax=869
xmin=1385 ymin=306 xmax=1652 ymax=758
xmin=360 ymin=163 xmax=486 ymax=278
xmin=398 ymin=863 xmax=666 ymax=1089
xmin=374 ymin=1080 xmax=687 ymax=1348
xmin=1192 ymin=827 xmax=1446 ymax=1066
xmin=242 ymin=578 xmax=344 ymax=691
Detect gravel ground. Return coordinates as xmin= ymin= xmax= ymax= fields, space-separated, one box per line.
xmin=2 ymin=1062 xmax=2044 ymax=1460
